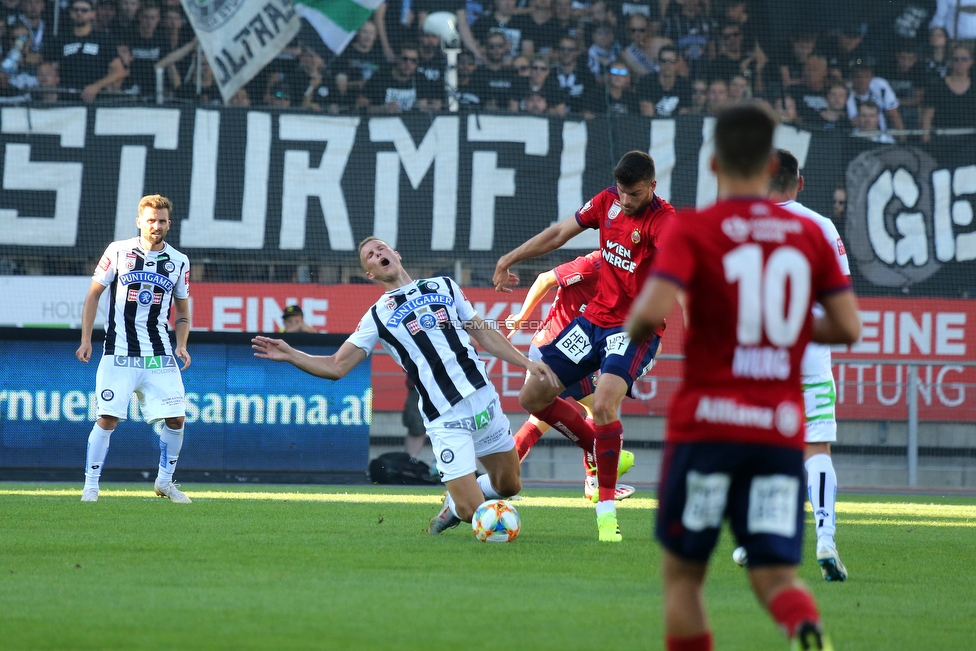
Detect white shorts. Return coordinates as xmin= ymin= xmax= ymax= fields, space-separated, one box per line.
xmin=426 ymin=384 xmax=514 ymax=482
xmin=802 ymin=375 xmax=837 ymax=444
xmin=95 ymin=355 xmax=186 ymax=424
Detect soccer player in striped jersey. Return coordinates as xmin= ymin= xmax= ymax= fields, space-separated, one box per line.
xmin=733 ymin=150 xmax=852 ymax=582
xmin=76 ymin=194 xmax=192 ymax=504
xmin=251 ymin=237 xmax=559 ymax=534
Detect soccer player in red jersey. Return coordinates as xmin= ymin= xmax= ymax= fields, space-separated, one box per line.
xmin=505 ymin=251 xmax=637 ymax=501
xmin=626 ymin=104 xmax=861 ymax=651
xmin=494 ymin=151 xmax=675 ymax=542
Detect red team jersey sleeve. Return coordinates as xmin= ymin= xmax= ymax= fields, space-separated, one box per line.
xmin=553 ymin=252 xmax=600 ymax=288
xmin=650 ymin=199 xmax=852 ymax=450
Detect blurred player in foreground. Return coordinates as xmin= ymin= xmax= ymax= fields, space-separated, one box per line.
xmin=495 ymin=150 xmax=674 ymax=542
xmin=732 ymin=150 xmax=852 ymax=582
xmin=626 ymin=104 xmax=860 ymax=651
xmin=505 ymin=251 xmax=637 ymax=501
xmin=76 ymin=194 xmax=192 ymax=504
xmin=252 ymin=237 xmax=558 ymax=534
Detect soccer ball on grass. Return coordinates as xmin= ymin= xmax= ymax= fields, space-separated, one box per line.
xmin=471 ymin=499 xmax=520 ymax=542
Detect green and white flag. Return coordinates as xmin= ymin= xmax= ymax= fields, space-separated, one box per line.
xmin=297 ymin=0 xmax=384 ymax=56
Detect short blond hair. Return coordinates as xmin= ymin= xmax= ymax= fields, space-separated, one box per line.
xmin=138 ymin=194 xmax=173 ymax=215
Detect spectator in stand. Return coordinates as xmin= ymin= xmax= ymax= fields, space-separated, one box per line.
xmin=705 ymin=77 xmax=728 ymax=114
xmin=373 ymin=0 xmax=413 ymax=64
xmin=637 ymin=45 xmax=692 ymax=116
xmin=512 ymin=55 xmax=531 ymax=77
xmin=116 ymin=0 xmax=139 ymax=36
xmin=7 ymin=0 xmax=44 ymax=89
xmin=707 ymin=21 xmax=766 ymax=96
xmin=660 ymin=0 xmax=714 ymax=78
xmin=175 ymin=54 xmax=220 ymax=104
xmin=929 ymin=0 xmax=976 ymax=41
xmin=865 ymin=0 xmax=931 ymax=55
xmin=773 ymin=92 xmax=800 ymax=124
xmin=790 ymin=55 xmax=831 ymax=125
xmin=265 ymin=73 xmax=292 ymax=108
xmin=480 ymin=30 xmax=518 ymax=109
xmin=280 ymin=305 xmax=317 ymax=333
xmin=334 ymin=20 xmax=384 ymax=92
xmin=554 ymin=34 xmax=598 ymax=117
xmin=853 ymin=99 xmax=895 ymax=143
xmin=416 ymin=27 xmax=446 ymax=111
xmin=92 ymin=0 xmax=119 ymax=44
xmin=551 ymin=0 xmax=581 ymax=44
xmin=228 ymin=87 xmax=249 ymax=106
xmin=161 ymin=6 xmax=191 ymax=86
xmin=818 ymin=81 xmax=854 ymax=132
xmin=923 ymin=26 xmax=950 ymax=82
xmin=360 ymin=43 xmax=435 ymax=113
xmin=32 ymin=59 xmax=58 ymax=100
xmin=845 ymin=59 xmax=905 ymax=136
xmin=43 ymin=0 xmax=129 ymax=102
xmin=473 ymin=0 xmax=523 ymax=58
xmin=124 ymin=1 xmax=167 ymax=96
xmin=619 ymin=13 xmax=656 ymax=78
xmin=686 ymin=76 xmax=708 ymax=113
xmin=717 ymin=0 xmax=763 ymax=53
xmin=832 ymin=186 xmax=847 ymax=223
xmin=885 ymin=43 xmax=928 ymax=129
xmin=921 ymin=44 xmax=976 ymax=139
xmin=827 ymin=21 xmax=875 ymax=81
xmin=516 ymin=0 xmax=560 ymax=57
xmin=778 ymin=31 xmax=817 ymax=91
xmin=594 ymin=59 xmax=639 ymax=114
xmin=456 ymin=49 xmax=488 ymax=108
xmin=514 ymin=54 xmax=564 ymax=113
xmin=587 ymin=22 xmax=620 ymax=82
xmin=727 ymin=73 xmax=752 ymax=102
xmin=284 ymin=46 xmax=334 ymax=111
xmin=521 ymin=88 xmax=549 ymax=112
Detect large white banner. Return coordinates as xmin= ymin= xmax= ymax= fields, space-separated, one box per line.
xmin=180 ymin=0 xmax=302 ymax=103
xmin=0 ymin=277 xmax=103 ymax=328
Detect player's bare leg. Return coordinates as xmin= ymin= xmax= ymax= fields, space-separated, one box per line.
xmin=589 ymin=374 xmax=628 ymax=540
xmin=661 ymin=551 xmax=712 ymax=649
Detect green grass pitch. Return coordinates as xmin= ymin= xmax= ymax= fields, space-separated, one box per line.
xmin=1 ymin=483 xmax=974 ymax=650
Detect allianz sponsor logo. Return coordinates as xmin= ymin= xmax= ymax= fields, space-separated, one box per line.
xmin=721 ymin=216 xmax=804 ymax=243
xmin=694 ymin=396 xmax=801 ymax=437
xmin=114 ymin=355 xmax=177 ymax=369
xmin=731 ymin=346 xmax=790 ymax=380
xmin=0 ymin=389 xmax=372 ymax=426
xmin=386 ymin=294 xmax=453 ymax=326
xmin=119 ymin=271 xmax=175 ymax=292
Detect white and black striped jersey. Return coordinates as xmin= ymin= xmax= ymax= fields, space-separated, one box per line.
xmin=347 ymin=277 xmax=490 ymax=422
xmin=92 ymin=237 xmax=190 ymax=357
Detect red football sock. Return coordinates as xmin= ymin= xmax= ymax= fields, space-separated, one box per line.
xmin=768 ymin=587 xmax=820 ymax=638
xmin=582 ymin=417 xmax=597 ymax=477
xmin=514 ymin=421 xmax=544 ymax=461
xmin=665 ymin=632 xmax=713 ymax=651
xmin=594 ymin=421 xmax=623 ymax=502
xmin=532 ymin=398 xmax=596 ymax=453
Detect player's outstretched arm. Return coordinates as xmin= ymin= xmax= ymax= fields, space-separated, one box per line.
xmin=251 ymin=337 xmax=367 ymax=380
xmin=626 ymin=276 xmax=680 ymax=343
xmin=76 ymin=281 xmax=108 ymax=363
xmin=464 ymin=316 xmax=559 ymax=386
xmin=493 ymin=219 xmax=586 ymax=292
xmin=812 ymin=290 xmax=861 ymax=345
xmin=505 ymin=270 xmax=558 ymax=339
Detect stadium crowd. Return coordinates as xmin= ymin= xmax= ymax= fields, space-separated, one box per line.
xmin=1 ymin=0 xmax=974 ymax=134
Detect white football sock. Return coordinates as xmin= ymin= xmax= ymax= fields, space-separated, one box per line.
xmin=444 ymin=491 xmax=460 ymax=519
xmin=805 ymin=453 xmax=838 ymax=544
xmin=157 ymin=425 xmax=184 ymax=485
xmin=84 ymin=424 xmax=113 ymax=489
xmin=477 ymin=473 xmax=500 ymax=499
xmin=594 ymin=501 xmax=615 ymax=516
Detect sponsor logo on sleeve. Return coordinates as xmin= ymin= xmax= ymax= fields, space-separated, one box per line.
xmin=100 ymin=389 xmax=115 ymax=401
xmin=98 ymin=256 xmax=111 ymax=271
xmin=607 ymin=202 xmax=621 ymax=220
xmin=836 ymin=238 xmax=847 ymax=256
xmin=440 ymin=449 xmax=455 ymax=464
xmin=564 ymin=272 xmax=583 ymax=285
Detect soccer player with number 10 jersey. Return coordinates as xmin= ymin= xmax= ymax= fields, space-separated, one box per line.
xmin=627 ymin=104 xmax=861 ymax=651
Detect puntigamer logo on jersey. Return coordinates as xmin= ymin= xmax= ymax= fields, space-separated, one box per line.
xmin=386 ymin=294 xmax=453 ymax=327
xmin=119 ymin=271 xmax=175 ymax=292
xmin=185 ymin=0 xmax=246 ymax=32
